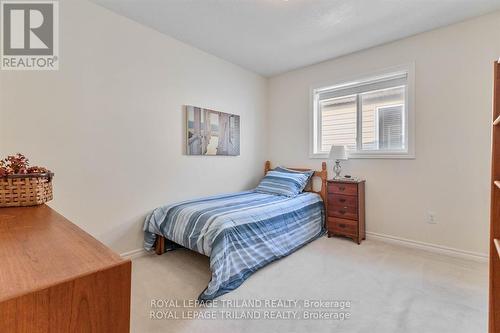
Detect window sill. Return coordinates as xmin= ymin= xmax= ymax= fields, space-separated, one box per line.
xmin=310 ymin=152 xmax=415 ymax=160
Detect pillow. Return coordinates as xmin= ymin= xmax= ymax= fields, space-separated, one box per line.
xmin=255 ymin=170 xmax=310 ymax=197
xmin=274 ymin=166 xmax=314 ymax=182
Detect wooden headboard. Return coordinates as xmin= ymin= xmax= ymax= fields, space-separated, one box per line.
xmin=264 ymin=161 xmax=328 ymax=207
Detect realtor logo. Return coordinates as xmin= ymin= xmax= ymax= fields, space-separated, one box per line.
xmin=1 ymin=1 xmax=59 ymax=70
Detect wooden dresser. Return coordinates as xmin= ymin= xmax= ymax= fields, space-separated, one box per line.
xmin=327 ymin=179 xmax=366 ymax=244
xmin=0 ymin=205 xmax=131 ymax=333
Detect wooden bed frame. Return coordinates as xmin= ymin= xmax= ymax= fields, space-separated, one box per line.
xmin=154 ymin=160 xmax=328 ymax=255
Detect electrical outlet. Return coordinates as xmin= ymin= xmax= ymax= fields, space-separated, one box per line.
xmin=427 ymin=212 xmax=437 ymax=224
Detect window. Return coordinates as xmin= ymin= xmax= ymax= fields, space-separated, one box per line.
xmin=311 ymin=66 xmax=414 ymax=158
xmin=376 ymin=104 xmax=404 ymax=150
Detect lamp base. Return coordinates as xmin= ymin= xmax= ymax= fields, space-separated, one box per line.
xmin=333 ymin=160 xmax=342 ymax=179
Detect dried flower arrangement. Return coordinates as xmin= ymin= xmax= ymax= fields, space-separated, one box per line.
xmin=0 ymin=154 xmax=54 ymax=207
xmin=0 ymin=153 xmax=51 ymax=178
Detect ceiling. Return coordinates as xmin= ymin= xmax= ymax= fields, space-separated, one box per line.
xmin=91 ymin=0 xmax=500 ymax=77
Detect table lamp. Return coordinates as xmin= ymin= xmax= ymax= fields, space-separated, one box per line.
xmin=329 ymin=145 xmax=348 ymax=179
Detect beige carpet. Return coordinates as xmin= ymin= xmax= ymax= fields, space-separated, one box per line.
xmin=131 ymin=236 xmax=487 ymax=333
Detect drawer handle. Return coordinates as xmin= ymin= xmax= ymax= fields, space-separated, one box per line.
xmin=339 ymin=224 xmax=346 ymax=228
xmin=339 ymin=210 xmax=346 ymax=215
xmin=339 ymin=198 xmax=346 ymax=203
xmin=338 ymin=186 xmax=345 ymax=191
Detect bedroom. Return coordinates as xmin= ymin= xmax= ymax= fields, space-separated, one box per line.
xmin=0 ymin=0 xmax=499 ymax=332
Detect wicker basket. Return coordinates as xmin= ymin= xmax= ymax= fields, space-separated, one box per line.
xmin=0 ymin=173 xmax=54 ymax=207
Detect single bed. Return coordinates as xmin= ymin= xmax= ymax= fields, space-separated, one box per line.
xmin=143 ymin=161 xmax=327 ymax=300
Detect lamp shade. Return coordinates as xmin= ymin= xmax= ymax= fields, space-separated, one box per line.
xmin=329 ymin=145 xmax=348 ymax=160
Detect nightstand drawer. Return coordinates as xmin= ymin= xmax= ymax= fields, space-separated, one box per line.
xmin=328 ymin=182 xmax=357 ymax=196
xmin=328 ymin=217 xmax=358 ymax=236
xmin=329 ymin=204 xmax=358 ymax=220
xmin=328 ymin=194 xmax=358 ymax=208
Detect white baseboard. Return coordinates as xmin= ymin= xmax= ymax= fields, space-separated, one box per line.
xmin=120 ymin=248 xmax=150 ymax=260
xmin=366 ymin=231 xmax=488 ymax=263
xmin=120 ymin=234 xmax=488 ymax=263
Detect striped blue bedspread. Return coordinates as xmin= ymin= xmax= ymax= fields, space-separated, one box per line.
xmin=143 ymin=190 xmax=325 ymax=300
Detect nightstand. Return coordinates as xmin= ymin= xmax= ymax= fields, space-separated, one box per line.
xmin=327 ymin=179 xmax=365 ymax=244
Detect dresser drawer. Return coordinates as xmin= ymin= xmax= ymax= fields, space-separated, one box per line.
xmin=329 ymin=204 xmax=358 ymax=220
xmin=328 ymin=194 xmax=358 ymax=208
xmin=328 ymin=217 xmax=358 ymax=236
xmin=328 ymin=182 xmax=357 ymax=196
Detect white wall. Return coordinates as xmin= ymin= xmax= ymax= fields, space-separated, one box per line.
xmin=0 ymin=0 xmax=268 ymax=254
xmin=268 ymin=11 xmax=500 ymax=256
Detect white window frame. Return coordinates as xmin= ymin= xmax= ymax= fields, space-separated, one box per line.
xmin=309 ymin=63 xmax=415 ymax=159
